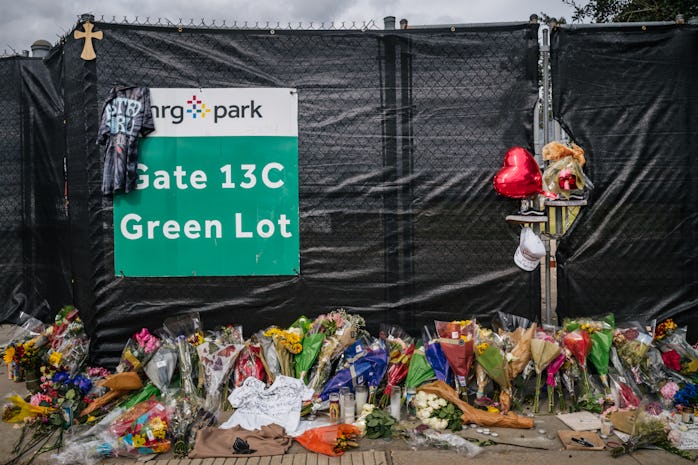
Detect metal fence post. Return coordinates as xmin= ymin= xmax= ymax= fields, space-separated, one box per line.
xmin=540 ymin=24 xmax=553 ymax=326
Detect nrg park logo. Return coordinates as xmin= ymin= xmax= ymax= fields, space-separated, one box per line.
xmin=151 ymin=94 xmax=263 ymax=125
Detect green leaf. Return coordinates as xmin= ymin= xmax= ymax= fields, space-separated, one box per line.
xmin=65 ymin=389 xmax=75 ymax=400
xmin=367 ymin=419 xmax=379 ymax=427
xmin=367 ymin=431 xmax=381 ymax=439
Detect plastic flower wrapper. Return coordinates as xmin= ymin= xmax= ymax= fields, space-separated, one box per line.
xmin=79 ymin=371 xmax=143 ymax=418
xmin=405 ymin=345 xmax=436 ymax=389
xmin=293 ymin=325 xmax=324 ymax=382
xmin=403 ymin=427 xmax=482 ymax=457
xmin=307 ymin=309 xmax=365 ymax=393
xmin=613 ymin=323 xmax=653 ymax=383
xmin=289 ymin=315 xmax=312 ymax=336
xmin=530 ymin=328 xmax=561 ymax=412
xmin=173 ymin=335 xmax=199 ymax=400
xmin=255 ymin=329 xmax=281 ymax=382
xmin=418 ymin=380 xmax=534 ymax=428
xmin=501 ymin=323 xmax=537 ymax=408
xmin=143 ymin=338 xmax=177 ymax=398
xmin=318 ymin=345 xmax=388 ymax=402
xmin=474 ymin=343 xmax=512 ymax=413
xmin=108 ymin=398 xmax=170 ymax=456
xmin=542 ymin=156 xmax=592 ymax=199
xmin=115 ymin=328 xmax=161 ymax=374
xmin=656 ymin=323 xmax=698 ymax=375
xmin=2 ymin=392 xmax=56 ymax=423
xmin=563 ymin=328 xmax=592 ymax=397
xmin=492 ymin=311 xmax=533 ymax=333
xmin=474 ymin=326 xmax=496 ymax=399
xmin=295 ymin=424 xmax=361 ymax=456
xmin=378 ymin=324 xmax=415 ymax=408
xmin=609 ymin=374 xmax=640 ymax=409
xmin=435 ymin=320 xmax=476 ymax=397
xmin=567 ymin=314 xmax=614 ymax=393
xmin=262 ymin=326 xmax=302 ymax=378
xmin=233 ymin=343 xmax=267 ymax=388
xmin=196 ymin=337 xmax=243 ymax=416
xmin=217 ymin=324 xmax=244 ymax=345
xmin=421 ymin=325 xmax=451 ymax=384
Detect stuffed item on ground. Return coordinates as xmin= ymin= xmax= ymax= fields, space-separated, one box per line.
xmin=189 ymin=424 xmax=292 ymax=458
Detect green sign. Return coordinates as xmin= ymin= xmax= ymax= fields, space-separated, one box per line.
xmin=113 ymin=88 xmax=299 ymax=277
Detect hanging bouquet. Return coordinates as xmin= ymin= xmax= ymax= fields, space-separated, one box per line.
xmin=435 ymin=320 xmax=476 ymax=398
xmin=530 ymin=328 xmax=562 ymax=412
xmin=264 ymin=326 xmax=303 ymax=378
xmin=115 ymin=328 xmax=161 ymax=374
xmin=307 ymin=309 xmax=365 ymax=392
xmin=378 ymin=325 xmax=415 ymax=408
xmin=414 ymin=390 xmax=463 ymax=431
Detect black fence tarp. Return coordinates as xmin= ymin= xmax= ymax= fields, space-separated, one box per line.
xmin=47 ymin=22 xmax=541 ymax=366
xmin=551 ymin=24 xmax=698 ymax=336
xmin=0 ymin=57 xmax=71 ymax=322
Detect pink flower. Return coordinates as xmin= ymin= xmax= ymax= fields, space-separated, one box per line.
xmin=134 ymin=328 xmax=160 ymax=353
xmin=87 ymin=366 xmax=110 ymax=378
xmin=661 ymin=381 xmax=680 ymax=400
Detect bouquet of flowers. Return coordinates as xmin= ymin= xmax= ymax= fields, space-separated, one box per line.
xmin=318 ymin=342 xmax=387 ymax=401
xmin=264 ymin=326 xmax=302 ymax=378
xmin=405 ymin=345 xmax=436 ymax=389
xmin=530 ymin=328 xmax=561 ymax=412
xmin=474 ymin=338 xmax=511 ymax=413
xmin=654 ymin=318 xmax=698 ymax=376
xmin=563 ymin=327 xmax=592 ymax=398
xmin=414 ymin=390 xmax=463 ymax=431
xmin=196 ymin=336 xmax=243 ymax=415
xmin=293 ymin=315 xmax=324 ymax=382
xmin=108 ymin=399 xmax=170 ymax=456
xmin=435 ymin=320 xmax=476 ymax=398
xmin=422 ymin=325 xmax=451 ymax=383
xmin=545 ymin=353 xmax=566 ymax=412
xmin=613 ymin=323 xmax=653 ymax=384
xmin=566 ymin=314 xmax=615 ymax=394
xmin=233 ymin=343 xmax=268 ymax=387
xmin=378 ymin=325 xmax=415 ymax=408
xmin=295 ymin=424 xmax=361 ymax=456
xmin=307 ymin=309 xmax=365 ymax=392
xmin=143 ymin=338 xmax=178 ymax=398
xmin=115 ymin=328 xmax=161 ymax=373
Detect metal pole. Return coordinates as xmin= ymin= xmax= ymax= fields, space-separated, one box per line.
xmin=541 ymin=25 xmax=552 ymax=325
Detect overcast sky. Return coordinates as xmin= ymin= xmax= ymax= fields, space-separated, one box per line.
xmin=1 ymin=0 xmax=578 ymax=54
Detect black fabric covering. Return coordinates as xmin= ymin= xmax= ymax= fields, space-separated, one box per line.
xmin=48 ymin=22 xmax=540 ymax=366
xmin=551 ymin=24 xmax=698 ymax=335
xmin=0 ymin=57 xmax=71 ymax=322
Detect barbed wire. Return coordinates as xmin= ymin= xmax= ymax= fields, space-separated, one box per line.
xmin=84 ymin=15 xmax=381 ymax=31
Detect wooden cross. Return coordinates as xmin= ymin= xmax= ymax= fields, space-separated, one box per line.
xmin=73 ymin=21 xmax=103 ymax=61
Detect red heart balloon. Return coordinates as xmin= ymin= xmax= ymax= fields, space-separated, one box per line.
xmin=493 ymin=147 xmax=542 ymax=199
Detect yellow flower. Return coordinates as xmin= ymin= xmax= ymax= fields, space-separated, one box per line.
xmin=487 ymin=406 xmax=500 ymax=414
xmin=48 ymin=352 xmax=63 ymax=367
xmin=87 ymin=415 xmax=97 ymax=423
xmin=476 ymin=342 xmax=489 ymax=355
xmin=132 ymin=434 xmax=146 ymax=447
xmin=3 ymin=347 xmax=15 ymax=365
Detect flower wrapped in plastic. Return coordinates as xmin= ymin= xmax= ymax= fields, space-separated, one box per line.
xmin=565 ymin=315 xmax=614 ymax=394
xmin=545 ymin=353 xmax=566 ymax=413
xmin=613 ymin=323 xmax=653 ymax=384
xmin=405 ymin=345 xmax=436 ymax=389
xmin=563 ymin=327 xmax=592 ymax=397
xmin=530 ymin=327 xmax=561 ymax=412
xmin=474 ymin=341 xmax=511 ymax=413
xmin=264 ymin=326 xmax=302 ymax=378
xmin=307 ymin=309 xmax=365 ymax=393
xmin=421 ymin=325 xmax=451 ymax=384
xmin=108 ymin=399 xmax=170 ymax=456
xmin=317 ymin=343 xmax=387 ymax=402
xmin=116 ymin=328 xmax=161 ymax=374
xmin=541 ymin=143 xmax=593 ymax=200
xmin=295 ymin=424 xmax=360 ymax=456
xmin=654 ymin=319 xmax=698 ymax=376
xmin=143 ymin=337 xmax=178 ymax=398
xmin=233 ymin=343 xmax=268 ymax=387
xmin=435 ymin=320 xmax=476 ymax=397
xmin=196 ymin=336 xmax=243 ymax=416
xmin=378 ymin=324 xmax=415 ymax=408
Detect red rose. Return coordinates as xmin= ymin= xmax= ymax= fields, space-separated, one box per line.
xmin=662 ymin=350 xmax=681 ymax=371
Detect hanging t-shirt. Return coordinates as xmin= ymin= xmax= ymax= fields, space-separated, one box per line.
xmin=221 ymin=375 xmax=314 ymax=435
xmin=97 ymin=87 xmax=154 ymax=194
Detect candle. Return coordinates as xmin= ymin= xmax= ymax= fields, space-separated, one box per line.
xmin=355 ymin=385 xmax=368 ymax=412
xmin=390 ymin=387 xmax=402 ymax=420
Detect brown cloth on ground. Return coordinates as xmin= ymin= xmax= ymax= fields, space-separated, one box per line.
xmin=419 ymin=380 xmax=534 ymax=429
xmin=188 ymin=424 xmax=293 ymax=458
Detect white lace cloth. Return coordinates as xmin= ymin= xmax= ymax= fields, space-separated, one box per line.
xmin=220 ymin=375 xmax=314 ymax=435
